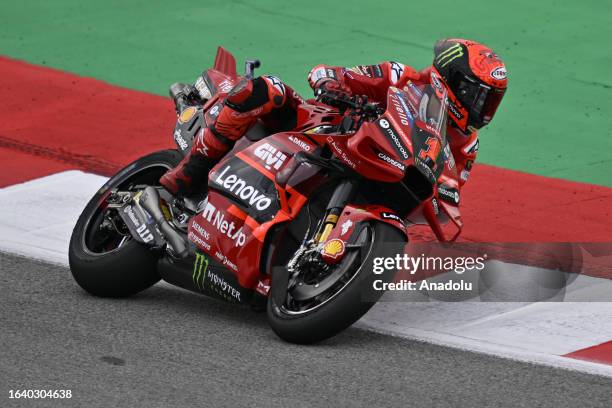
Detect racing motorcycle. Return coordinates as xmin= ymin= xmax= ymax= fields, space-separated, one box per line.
xmin=69 ymin=47 xmax=463 ymax=344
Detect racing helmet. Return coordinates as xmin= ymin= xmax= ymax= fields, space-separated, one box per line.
xmin=431 ymin=39 xmax=507 ymax=132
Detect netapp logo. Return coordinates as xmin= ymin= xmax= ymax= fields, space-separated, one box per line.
xmin=202 ymin=201 xmax=247 ymax=247
xmin=377 ymin=118 xmax=410 ymax=160
xmin=214 ymin=165 xmax=272 ymax=211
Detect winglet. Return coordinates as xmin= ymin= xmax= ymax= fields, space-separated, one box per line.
xmin=213 ymin=46 xmax=238 ymax=79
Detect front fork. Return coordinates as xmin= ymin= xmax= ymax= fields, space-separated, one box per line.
xmin=315 ymin=179 xmax=358 ymax=244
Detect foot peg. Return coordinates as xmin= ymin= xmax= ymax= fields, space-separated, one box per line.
xmin=139 ymin=186 xmax=189 ymax=258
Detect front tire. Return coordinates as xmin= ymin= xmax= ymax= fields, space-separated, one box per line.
xmin=69 ymin=149 xmax=182 ymax=297
xmin=267 ymin=222 xmax=406 ymax=344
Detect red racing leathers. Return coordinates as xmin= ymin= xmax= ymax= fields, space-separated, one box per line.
xmin=161 ymin=62 xmax=478 ymax=196
xmin=160 ymin=75 xmax=304 ymax=195
xmin=307 ymin=62 xmax=479 ymax=186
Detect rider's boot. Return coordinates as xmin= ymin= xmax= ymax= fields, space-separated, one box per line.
xmin=160 ymin=125 xmax=236 ymax=197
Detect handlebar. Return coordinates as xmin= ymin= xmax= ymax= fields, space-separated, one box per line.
xmin=316 ymin=90 xmax=383 ymax=119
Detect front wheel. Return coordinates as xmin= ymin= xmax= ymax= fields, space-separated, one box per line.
xmin=69 ymin=149 xmax=182 ymax=297
xmin=267 ymin=221 xmax=406 ymax=344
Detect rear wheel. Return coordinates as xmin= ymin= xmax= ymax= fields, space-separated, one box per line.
xmin=267 ymin=221 xmax=406 ymax=344
xmin=69 ymin=150 xmax=182 ymax=297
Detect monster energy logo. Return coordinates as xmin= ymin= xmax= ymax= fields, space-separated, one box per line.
xmin=436 ymin=43 xmax=464 ymax=67
xmin=193 ymin=252 xmax=209 ymax=291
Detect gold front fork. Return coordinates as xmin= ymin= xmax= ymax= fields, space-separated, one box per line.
xmin=315 ymin=214 xmax=339 ymax=243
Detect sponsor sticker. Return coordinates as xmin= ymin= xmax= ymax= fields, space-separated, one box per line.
xmin=123 ymin=206 xmax=154 ymax=243
xmin=490 ymin=66 xmax=507 ymax=80
xmin=447 ymin=100 xmax=464 ymax=120
xmin=463 ymin=138 xmax=479 ymax=155
xmin=435 ymin=42 xmax=464 ymax=67
xmin=369 ymin=64 xmax=384 ymax=78
xmin=431 ymin=197 xmax=440 ymax=215
xmin=289 ymin=135 xmax=312 ymax=151
xmin=218 ymin=79 xmax=234 ymax=93
xmin=311 ymin=67 xmax=328 ymax=82
xmin=194 ymin=76 xmax=212 ymax=100
xmin=340 ymin=219 xmax=353 ymax=236
xmin=326 ymin=136 xmax=357 ymax=169
xmin=257 ymin=280 xmax=270 ymax=295
xmin=376 ymin=118 xmax=410 ymax=160
xmin=253 ymin=143 xmax=287 ymax=170
xmin=430 ymin=71 xmax=444 ymax=93
xmin=380 ymin=211 xmax=405 ymax=226
xmin=178 ymin=107 xmax=197 ymax=124
xmin=214 ymin=250 xmax=238 ymax=272
xmin=201 ymin=201 xmax=247 ymax=247
xmin=415 ymin=157 xmax=436 ymax=184
xmin=322 ymin=238 xmax=345 ymax=259
xmin=189 ymin=230 xmax=211 ymax=251
xmin=214 ymin=165 xmax=273 ymax=211
xmin=377 ymin=152 xmax=406 ymax=171
xmin=173 ymin=128 xmax=189 ymax=150
xmin=195 ymin=129 xmax=209 ymax=156
xmin=193 ymin=252 xmax=210 ymax=291
xmin=193 ymin=253 xmax=242 ymax=301
xmin=438 ymin=185 xmax=460 ymax=205
xmin=266 ymin=76 xmax=285 ymax=95
xmin=208 ymin=103 xmax=221 ymax=119
xmin=443 ymin=143 xmax=455 ymax=170
xmin=390 ymin=62 xmax=405 ymax=84
xmin=206 ymin=269 xmax=242 ymax=301
xmin=389 ymin=91 xmax=413 ymax=127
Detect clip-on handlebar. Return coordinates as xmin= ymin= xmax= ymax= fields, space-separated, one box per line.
xmin=317 ymin=90 xmax=384 ymax=130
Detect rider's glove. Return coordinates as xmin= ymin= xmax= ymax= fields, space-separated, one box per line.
xmin=314 ymin=80 xmax=352 ymax=109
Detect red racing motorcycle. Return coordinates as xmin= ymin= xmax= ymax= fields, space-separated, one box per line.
xmin=69 ymin=47 xmax=462 ymax=343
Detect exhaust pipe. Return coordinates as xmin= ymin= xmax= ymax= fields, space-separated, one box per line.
xmin=139 ymin=186 xmax=189 ymax=258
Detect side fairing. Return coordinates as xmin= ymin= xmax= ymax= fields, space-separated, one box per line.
xmin=187 ymin=133 xmax=318 ymax=289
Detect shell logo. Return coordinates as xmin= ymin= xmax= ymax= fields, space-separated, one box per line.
xmin=178 ymin=107 xmax=197 ymax=124
xmin=322 ymin=239 xmax=346 ymax=259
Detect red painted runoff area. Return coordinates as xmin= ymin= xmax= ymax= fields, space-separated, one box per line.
xmin=1 ymin=56 xmax=611 ymax=243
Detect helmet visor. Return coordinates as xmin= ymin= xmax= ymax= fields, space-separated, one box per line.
xmin=450 ymin=72 xmax=506 ymax=129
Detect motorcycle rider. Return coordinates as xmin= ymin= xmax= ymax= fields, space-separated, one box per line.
xmin=160 ymin=38 xmax=508 ymax=196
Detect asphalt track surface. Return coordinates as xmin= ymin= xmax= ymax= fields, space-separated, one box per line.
xmin=1 ymin=252 xmax=611 ymax=408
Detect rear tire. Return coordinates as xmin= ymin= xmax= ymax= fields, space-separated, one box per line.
xmin=69 ymin=150 xmax=182 ymax=297
xmin=267 ymin=222 xmax=406 ymax=344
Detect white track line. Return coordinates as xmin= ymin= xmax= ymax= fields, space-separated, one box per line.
xmin=0 ymin=171 xmax=106 ymax=265
xmin=1 ymin=171 xmax=611 ymax=377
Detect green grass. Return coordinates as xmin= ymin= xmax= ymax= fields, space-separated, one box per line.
xmin=1 ymin=0 xmax=611 ymax=185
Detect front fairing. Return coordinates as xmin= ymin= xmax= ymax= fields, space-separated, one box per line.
xmin=342 ymin=83 xmax=449 ymax=184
